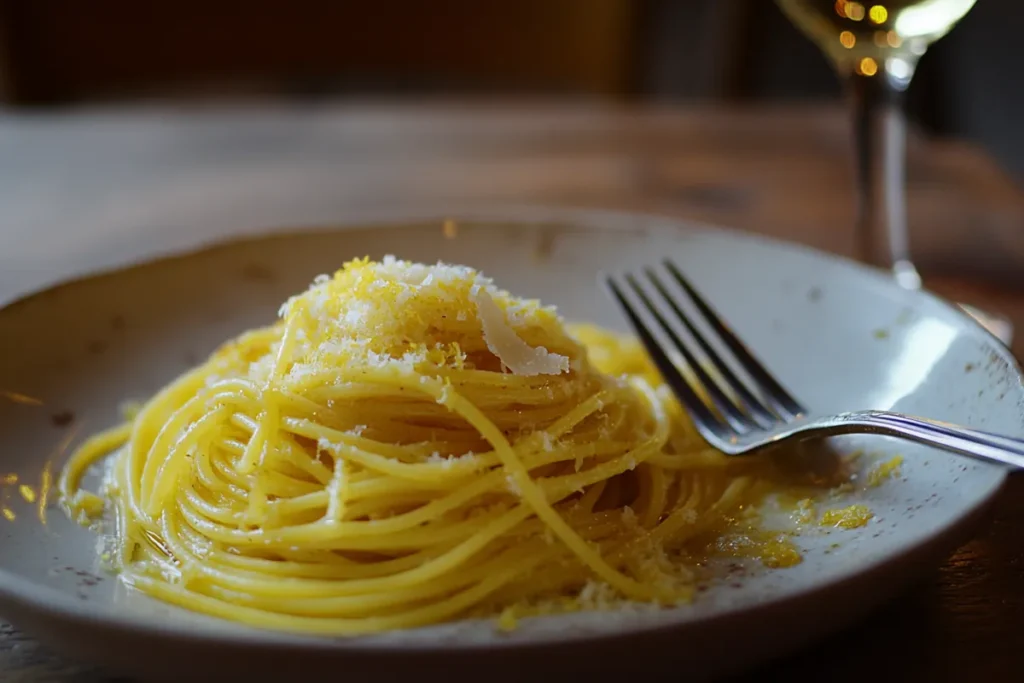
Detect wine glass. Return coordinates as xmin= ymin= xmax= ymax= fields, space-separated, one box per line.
xmin=776 ymin=0 xmax=1010 ymax=341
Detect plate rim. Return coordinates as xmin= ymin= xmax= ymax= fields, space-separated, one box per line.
xmin=0 ymin=203 xmax=1016 ymax=653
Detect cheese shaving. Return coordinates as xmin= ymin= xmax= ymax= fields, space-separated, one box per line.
xmin=472 ymin=288 xmax=569 ymax=376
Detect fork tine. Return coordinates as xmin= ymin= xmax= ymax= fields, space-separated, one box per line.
xmin=663 ymin=260 xmax=806 ymax=419
xmin=604 ymin=274 xmax=731 ymax=445
xmin=644 ymin=267 xmax=779 ymax=429
xmin=624 ymin=272 xmax=757 ymax=434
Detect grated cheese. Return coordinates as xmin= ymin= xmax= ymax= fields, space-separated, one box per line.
xmin=867 ymin=455 xmax=903 ymax=487
xmin=426 ymin=451 xmax=477 ymax=469
xmin=506 ymin=474 xmax=522 ymax=496
xmin=540 ymin=432 xmax=555 ymax=452
xmin=820 ymin=504 xmax=873 ymax=529
xmin=265 ymin=256 xmax=579 ymax=382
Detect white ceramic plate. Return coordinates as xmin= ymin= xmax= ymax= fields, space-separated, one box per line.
xmin=0 ymin=207 xmax=1020 ymax=682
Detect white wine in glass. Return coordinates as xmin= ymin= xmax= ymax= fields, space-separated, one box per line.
xmin=776 ymin=0 xmax=976 ymax=290
xmin=778 ymin=0 xmax=976 ymax=83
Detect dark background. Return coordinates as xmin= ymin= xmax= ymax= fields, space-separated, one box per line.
xmin=1 ymin=0 xmax=1021 ymax=176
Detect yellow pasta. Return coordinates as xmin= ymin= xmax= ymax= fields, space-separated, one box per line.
xmin=59 ymin=256 xmax=781 ymax=635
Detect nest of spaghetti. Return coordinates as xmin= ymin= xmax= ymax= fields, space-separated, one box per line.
xmin=60 ymin=256 xmax=776 ymax=635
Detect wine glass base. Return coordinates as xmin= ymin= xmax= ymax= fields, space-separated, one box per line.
xmin=892 ymin=259 xmax=922 ymax=291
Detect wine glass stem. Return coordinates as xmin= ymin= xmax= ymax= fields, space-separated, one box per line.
xmin=849 ymin=73 xmax=921 ymax=290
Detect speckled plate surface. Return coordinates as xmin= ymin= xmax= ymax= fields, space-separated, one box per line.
xmin=0 ymin=207 xmax=1019 ymax=682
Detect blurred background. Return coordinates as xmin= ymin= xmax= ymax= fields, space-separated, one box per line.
xmin=1 ymin=0 xmax=1021 ymax=177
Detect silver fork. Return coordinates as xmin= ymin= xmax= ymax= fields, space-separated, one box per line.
xmin=604 ymin=260 xmax=1024 ymax=470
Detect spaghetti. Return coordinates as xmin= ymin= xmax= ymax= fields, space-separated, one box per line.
xmin=59 ymin=256 xmax=779 ymax=635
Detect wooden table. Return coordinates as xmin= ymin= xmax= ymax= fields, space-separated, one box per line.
xmin=1 ymin=102 xmax=1022 ymax=681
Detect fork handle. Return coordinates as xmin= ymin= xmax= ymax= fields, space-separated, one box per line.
xmin=834 ymin=411 xmax=1024 ymax=471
